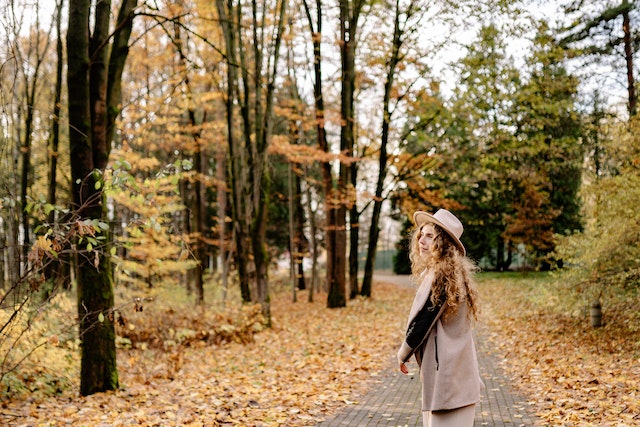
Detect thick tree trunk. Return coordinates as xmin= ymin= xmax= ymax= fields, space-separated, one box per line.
xmin=251 ymin=173 xmax=271 ymax=324
xmin=68 ymin=0 xmax=136 ymax=396
xmin=330 ymin=0 xmax=362 ymax=308
xmin=68 ymin=0 xmax=118 ymax=396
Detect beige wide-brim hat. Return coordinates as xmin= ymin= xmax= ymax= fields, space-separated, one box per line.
xmin=413 ymin=209 xmax=466 ymax=256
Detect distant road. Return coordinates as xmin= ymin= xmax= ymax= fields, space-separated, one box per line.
xmin=373 ymin=273 xmax=413 ymax=288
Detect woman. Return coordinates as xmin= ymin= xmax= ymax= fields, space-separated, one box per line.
xmin=397 ymin=209 xmax=482 ymax=427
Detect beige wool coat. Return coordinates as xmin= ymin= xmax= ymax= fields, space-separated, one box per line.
xmin=397 ymin=270 xmax=483 ymax=412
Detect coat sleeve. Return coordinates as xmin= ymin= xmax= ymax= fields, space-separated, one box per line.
xmin=397 ymin=292 xmax=444 ymax=364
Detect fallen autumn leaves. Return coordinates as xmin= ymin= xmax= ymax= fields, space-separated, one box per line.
xmin=1 ymin=281 xmax=413 ymax=426
xmin=479 ymin=274 xmax=640 ymax=426
xmin=2 ymin=274 xmax=639 ymax=426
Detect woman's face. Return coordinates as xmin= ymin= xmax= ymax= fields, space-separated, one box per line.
xmin=418 ymin=224 xmax=437 ymax=256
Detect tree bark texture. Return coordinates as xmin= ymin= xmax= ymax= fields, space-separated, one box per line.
xmin=68 ymin=0 xmax=118 ymax=396
xmin=68 ymin=0 xmax=137 ymax=396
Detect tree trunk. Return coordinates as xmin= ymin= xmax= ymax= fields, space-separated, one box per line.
xmin=20 ymin=98 xmax=34 ymax=263
xmin=6 ymin=206 xmax=20 ymax=296
xmin=47 ymin=0 xmax=64 ymax=226
xmin=68 ymin=0 xmax=118 ymax=396
xmin=215 ymin=143 xmax=230 ymax=301
xmin=20 ymin=8 xmax=52 ymax=265
xmin=68 ymin=0 xmax=137 ymax=396
xmin=304 ymin=179 xmax=319 ymax=302
xmin=362 ymin=0 xmax=404 ymax=297
xmin=0 ymin=232 xmax=5 ymax=291
xmin=349 ymin=203 xmax=359 ymax=299
xmin=192 ymin=144 xmax=206 ymax=304
xmin=302 ymin=0 xmax=342 ymax=304
xmin=294 ymin=172 xmax=306 ymax=290
xmin=44 ymin=0 xmax=66 ymax=287
xmin=622 ymin=1 xmax=636 ymax=117
xmin=349 ymin=145 xmax=359 ymax=299
xmin=215 ymin=0 xmax=251 ymax=303
xmin=174 ymin=19 xmax=206 ymax=304
xmin=288 ymin=163 xmax=297 ymax=302
xmin=329 ymin=0 xmax=363 ymax=308
xmin=251 ymin=0 xmax=287 ymax=323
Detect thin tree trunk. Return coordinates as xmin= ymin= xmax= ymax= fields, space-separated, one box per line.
xmin=19 ymin=101 xmax=34 ymax=262
xmin=288 ymin=163 xmax=297 ymax=302
xmin=294 ymin=172 xmax=306 ymax=290
xmin=251 ymin=0 xmax=287 ymax=324
xmin=47 ymin=0 xmax=64 ymax=226
xmin=44 ymin=0 xmax=66 ymax=287
xmin=362 ymin=0 xmax=406 ymax=297
xmin=20 ymin=10 xmax=52 ymax=263
xmin=622 ymin=1 xmax=636 ymax=117
xmin=303 ymin=0 xmax=338 ymax=302
xmin=0 ymin=233 xmax=5 ymax=291
xmin=173 ymin=19 xmax=205 ymax=304
xmin=304 ymin=180 xmax=319 ymax=302
xmin=215 ymin=0 xmax=251 ymax=303
xmin=216 ymin=148 xmax=230 ymax=302
xmin=349 ymin=203 xmax=359 ymax=299
xmin=6 ymin=205 xmax=20 ymax=296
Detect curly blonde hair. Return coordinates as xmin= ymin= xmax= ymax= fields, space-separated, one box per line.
xmin=409 ymin=223 xmax=479 ymax=321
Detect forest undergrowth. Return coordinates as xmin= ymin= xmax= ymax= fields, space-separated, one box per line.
xmin=0 ymin=273 xmax=639 ymax=426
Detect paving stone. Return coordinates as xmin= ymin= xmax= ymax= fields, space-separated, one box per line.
xmin=315 ymin=276 xmax=537 ymax=427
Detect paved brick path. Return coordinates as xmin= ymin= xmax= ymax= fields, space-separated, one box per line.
xmin=316 ymin=275 xmax=537 ymax=427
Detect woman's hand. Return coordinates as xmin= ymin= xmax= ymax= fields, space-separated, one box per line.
xmin=399 ymin=362 xmax=409 ymax=374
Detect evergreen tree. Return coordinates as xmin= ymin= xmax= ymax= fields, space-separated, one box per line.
xmin=392 ymin=219 xmax=413 ymax=275
xmin=509 ymin=24 xmax=584 ymax=266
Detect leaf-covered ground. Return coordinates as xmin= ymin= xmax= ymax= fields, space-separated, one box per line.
xmin=1 ymin=281 xmax=412 ymax=426
xmin=479 ymin=273 xmax=640 ymax=426
xmin=1 ymin=274 xmax=639 ymax=426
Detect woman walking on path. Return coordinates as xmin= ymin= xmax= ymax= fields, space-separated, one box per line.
xmin=397 ymin=209 xmax=483 ymax=427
